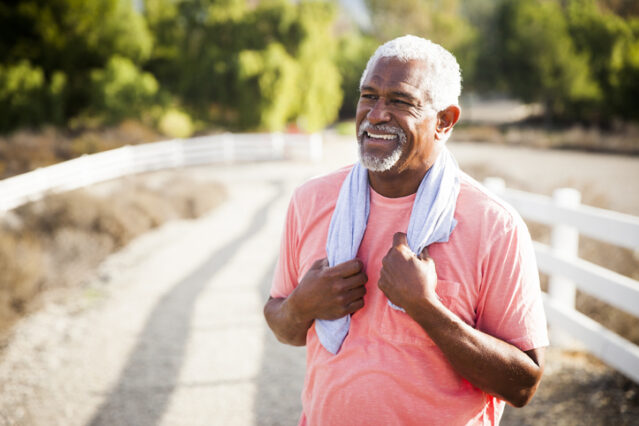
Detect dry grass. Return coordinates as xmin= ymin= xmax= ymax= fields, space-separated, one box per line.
xmin=0 ymin=173 xmax=226 ymax=337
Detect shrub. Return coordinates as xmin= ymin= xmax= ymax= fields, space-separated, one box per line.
xmin=158 ymin=108 xmax=194 ymax=138
xmin=90 ymin=56 xmax=159 ymax=123
xmin=0 ymin=61 xmax=66 ymax=132
xmin=0 ymin=232 xmax=43 ymax=330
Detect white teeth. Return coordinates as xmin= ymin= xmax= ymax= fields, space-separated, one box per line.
xmin=367 ymin=132 xmax=396 ymax=140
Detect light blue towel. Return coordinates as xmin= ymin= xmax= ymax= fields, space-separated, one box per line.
xmin=317 ymin=147 xmax=460 ymax=354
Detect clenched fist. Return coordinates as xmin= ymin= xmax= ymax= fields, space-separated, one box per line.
xmin=378 ymin=232 xmax=438 ymax=315
xmin=288 ymin=257 xmax=368 ymax=323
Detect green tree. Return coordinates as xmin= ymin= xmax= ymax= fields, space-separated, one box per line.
xmin=495 ymin=0 xmax=600 ymax=121
xmin=335 ymin=33 xmax=378 ymax=118
xmin=90 ymin=56 xmax=159 ymax=123
xmin=145 ymin=0 xmax=342 ymax=131
xmin=364 ymin=0 xmax=478 ymax=88
xmin=0 ymin=0 xmax=152 ymax=130
xmin=566 ymin=0 xmax=639 ymax=120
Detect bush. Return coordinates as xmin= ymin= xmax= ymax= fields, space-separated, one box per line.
xmin=0 ymin=61 xmax=67 ymax=132
xmin=90 ymin=56 xmax=159 ymax=124
xmin=335 ymin=34 xmax=378 ymax=118
xmin=158 ymin=108 xmax=194 ymax=138
xmin=496 ymin=0 xmax=601 ymax=120
xmin=0 ymin=174 xmax=227 ymax=336
xmin=0 ymin=231 xmax=43 ymax=330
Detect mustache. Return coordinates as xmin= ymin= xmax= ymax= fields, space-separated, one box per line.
xmin=357 ymin=121 xmax=406 ymax=140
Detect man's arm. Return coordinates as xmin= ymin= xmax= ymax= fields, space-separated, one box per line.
xmin=264 ymin=258 xmax=368 ymax=346
xmin=378 ymin=233 xmax=544 ymax=407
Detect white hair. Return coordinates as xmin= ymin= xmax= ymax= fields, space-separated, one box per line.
xmin=359 ymin=35 xmax=462 ymax=111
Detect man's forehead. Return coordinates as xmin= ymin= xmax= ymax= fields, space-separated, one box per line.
xmin=363 ymin=57 xmax=428 ymax=96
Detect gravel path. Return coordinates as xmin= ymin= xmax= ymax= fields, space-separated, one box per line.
xmin=0 ymin=134 xmax=637 ymax=425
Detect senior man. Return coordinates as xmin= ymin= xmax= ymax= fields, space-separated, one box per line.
xmin=264 ymin=35 xmax=548 ymax=425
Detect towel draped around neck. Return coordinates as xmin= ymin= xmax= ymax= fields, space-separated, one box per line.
xmin=316 ymin=147 xmax=461 ymax=354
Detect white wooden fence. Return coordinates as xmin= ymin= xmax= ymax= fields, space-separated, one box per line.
xmin=0 ymin=132 xmax=322 ymax=213
xmin=484 ymin=177 xmax=639 ymax=383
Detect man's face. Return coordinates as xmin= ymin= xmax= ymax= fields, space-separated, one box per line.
xmin=356 ymin=57 xmax=439 ymax=174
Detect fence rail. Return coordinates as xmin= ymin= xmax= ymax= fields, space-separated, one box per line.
xmin=0 ymin=132 xmax=322 ymax=213
xmin=484 ymin=177 xmax=639 ymax=383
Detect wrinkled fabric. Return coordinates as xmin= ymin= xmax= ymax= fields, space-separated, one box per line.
xmin=317 ymin=148 xmax=461 ymax=354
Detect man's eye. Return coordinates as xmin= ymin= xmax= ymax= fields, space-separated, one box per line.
xmin=361 ymin=94 xmax=377 ymax=100
xmin=392 ymin=99 xmax=411 ymax=106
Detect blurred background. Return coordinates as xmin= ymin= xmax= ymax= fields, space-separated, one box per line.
xmin=0 ymin=0 xmax=638 ymax=425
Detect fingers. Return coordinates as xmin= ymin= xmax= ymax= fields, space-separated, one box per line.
xmin=345 ymin=298 xmax=365 ymax=314
xmin=392 ymin=232 xmax=408 ymax=248
xmin=331 ymin=258 xmax=363 ymax=278
xmin=418 ymin=246 xmax=430 ymax=261
xmin=345 ymin=284 xmax=366 ymax=303
xmin=342 ymin=272 xmax=368 ymax=290
xmin=311 ymin=258 xmax=329 ymax=270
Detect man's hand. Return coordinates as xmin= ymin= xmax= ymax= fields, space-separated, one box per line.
xmin=289 ymin=258 xmax=368 ymax=323
xmin=377 ymin=233 xmax=544 ymax=408
xmin=378 ymin=232 xmax=437 ymax=313
xmin=264 ymin=258 xmax=367 ymax=346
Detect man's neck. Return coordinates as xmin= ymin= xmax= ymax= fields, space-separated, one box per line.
xmin=367 ymin=147 xmax=442 ymax=198
xmin=368 ymin=167 xmax=427 ymax=198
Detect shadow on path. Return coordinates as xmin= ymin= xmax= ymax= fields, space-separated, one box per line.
xmin=89 ymin=182 xmax=284 ymax=426
xmin=253 ymin=254 xmax=306 ymax=425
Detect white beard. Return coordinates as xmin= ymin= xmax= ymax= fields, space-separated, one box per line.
xmin=357 ymin=121 xmax=407 ymax=172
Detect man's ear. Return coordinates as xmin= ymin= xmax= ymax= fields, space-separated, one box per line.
xmin=435 ymin=105 xmax=461 ymax=141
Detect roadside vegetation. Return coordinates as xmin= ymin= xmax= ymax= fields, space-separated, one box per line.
xmin=0 ymin=0 xmax=637 ymax=147
xmin=0 ymin=173 xmax=226 ymax=339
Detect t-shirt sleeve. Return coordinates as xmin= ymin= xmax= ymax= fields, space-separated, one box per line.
xmin=475 ymin=216 xmax=549 ymax=352
xmin=270 ymin=193 xmax=301 ymax=299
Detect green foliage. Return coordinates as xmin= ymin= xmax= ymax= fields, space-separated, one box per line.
xmin=566 ymin=0 xmax=639 ymax=120
xmin=0 ymin=61 xmax=66 ymax=132
xmin=238 ymin=43 xmax=300 ymax=130
xmin=495 ymin=0 xmax=601 ymax=120
xmin=90 ymin=56 xmax=159 ymax=123
xmin=0 ymin=0 xmax=152 ymax=130
xmin=364 ymin=0 xmax=478 ymax=87
xmin=294 ymin=1 xmax=343 ymax=131
xmin=335 ymin=34 xmax=378 ymax=118
xmin=3 ymin=0 xmax=639 ymax=134
xmin=146 ymin=0 xmax=342 ymax=132
xmin=158 ymin=108 xmax=194 ymax=138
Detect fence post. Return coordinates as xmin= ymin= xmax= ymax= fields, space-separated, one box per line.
xmin=483 ymin=177 xmax=506 ymax=195
xmin=223 ymin=133 xmax=234 ymax=164
xmin=271 ymin=132 xmax=284 ymax=160
xmin=548 ymin=188 xmax=582 ymax=347
xmin=309 ymin=133 xmax=323 ymax=163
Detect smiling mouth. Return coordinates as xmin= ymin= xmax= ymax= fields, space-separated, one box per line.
xmin=365 ymin=131 xmax=398 ymax=140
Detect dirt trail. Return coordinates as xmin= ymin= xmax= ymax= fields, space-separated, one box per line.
xmin=0 ymin=134 xmax=637 ymax=425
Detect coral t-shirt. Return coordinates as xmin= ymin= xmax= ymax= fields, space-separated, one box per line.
xmin=270 ymin=165 xmax=549 ymax=426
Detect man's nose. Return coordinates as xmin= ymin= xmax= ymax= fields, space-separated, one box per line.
xmin=367 ymin=99 xmax=390 ymax=124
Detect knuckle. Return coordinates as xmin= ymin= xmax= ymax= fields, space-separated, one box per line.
xmin=350 ymin=259 xmax=362 ymax=270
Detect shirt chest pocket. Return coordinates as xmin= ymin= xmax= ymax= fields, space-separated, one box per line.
xmin=379 ymin=280 xmax=461 ymax=347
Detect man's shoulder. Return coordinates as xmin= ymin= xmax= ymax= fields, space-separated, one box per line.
xmin=456 ymin=172 xmax=525 ymax=233
xmin=292 ymin=164 xmax=353 ymax=204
